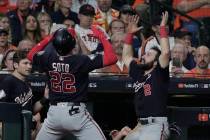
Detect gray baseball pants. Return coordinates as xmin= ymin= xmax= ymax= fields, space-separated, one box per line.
xmin=124 ymin=117 xmax=170 ymax=140
xmin=36 ymin=103 xmax=106 ymax=140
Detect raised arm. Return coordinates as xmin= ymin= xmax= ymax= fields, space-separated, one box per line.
xmin=27 ymin=28 xmax=77 ymax=61
xmin=91 ymin=25 xmax=117 ymax=66
xmin=122 ymin=15 xmax=141 ymax=68
xmin=176 ymin=0 xmax=210 ymax=13
xmin=27 ymin=35 xmax=52 ymax=61
xmin=159 ymin=12 xmax=170 ymax=68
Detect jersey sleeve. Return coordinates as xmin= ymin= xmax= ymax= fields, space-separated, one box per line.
xmin=80 ymin=54 xmax=103 ymax=73
xmin=32 ymin=51 xmax=47 ymax=72
xmin=27 ymin=35 xmax=52 ymax=62
xmin=0 ymin=80 xmax=10 ymax=101
xmin=91 ymin=25 xmax=117 ymax=67
xmin=33 ymin=53 xmax=41 ymax=66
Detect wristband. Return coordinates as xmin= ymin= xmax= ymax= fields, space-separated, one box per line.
xmin=40 ymin=97 xmax=49 ymax=106
xmin=124 ymin=33 xmax=133 ymax=45
xmin=160 ymin=26 xmax=168 ymax=38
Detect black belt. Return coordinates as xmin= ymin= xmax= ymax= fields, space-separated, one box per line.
xmin=50 ymin=101 xmax=81 ymax=106
xmin=50 ymin=101 xmax=81 ymax=116
xmin=138 ymin=118 xmax=155 ymax=125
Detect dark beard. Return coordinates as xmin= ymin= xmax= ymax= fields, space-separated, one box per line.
xmin=137 ymin=61 xmax=154 ymax=71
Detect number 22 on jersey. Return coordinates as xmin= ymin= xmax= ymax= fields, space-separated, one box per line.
xmin=49 ymin=71 xmax=76 ymax=93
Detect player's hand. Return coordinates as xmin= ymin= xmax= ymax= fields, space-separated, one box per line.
xmin=91 ymin=25 xmax=107 ymax=40
xmin=110 ymin=126 xmax=131 ymax=140
xmin=127 ymin=15 xmax=142 ymax=34
xmin=110 ymin=130 xmax=119 ymax=139
xmin=76 ymin=34 xmax=91 ymax=55
xmin=120 ymin=126 xmax=131 ymax=136
xmin=50 ymin=23 xmax=67 ymax=34
xmin=44 ymin=84 xmax=49 ymax=99
xmin=160 ymin=11 xmax=168 ymax=26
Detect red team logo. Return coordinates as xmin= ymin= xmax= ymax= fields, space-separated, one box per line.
xmin=143 ymin=84 xmax=151 ymax=96
xmin=133 ymin=74 xmax=152 ymax=96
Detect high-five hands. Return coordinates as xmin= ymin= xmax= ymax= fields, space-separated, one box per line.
xmin=91 ymin=25 xmax=107 ymax=40
xmin=160 ymin=11 xmax=168 ymax=26
xmin=127 ymin=15 xmax=142 ymax=34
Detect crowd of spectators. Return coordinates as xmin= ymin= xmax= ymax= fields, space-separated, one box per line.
xmin=0 ymin=0 xmax=209 ymax=78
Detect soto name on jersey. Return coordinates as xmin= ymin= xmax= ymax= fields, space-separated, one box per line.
xmin=52 ymin=63 xmax=70 ymax=72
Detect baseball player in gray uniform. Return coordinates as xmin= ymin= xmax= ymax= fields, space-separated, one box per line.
xmin=27 ymin=23 xmax=117 ymax=139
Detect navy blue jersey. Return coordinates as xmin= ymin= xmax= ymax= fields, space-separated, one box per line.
xmin=33 ymin=50 xmax=103 ymax=102
xmin=0 ymin=75 xmax=33 ymax=110
xmin=129 ymin=60 xmax=169 ymax=118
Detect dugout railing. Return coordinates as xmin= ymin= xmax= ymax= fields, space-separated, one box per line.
xmin=1 ymin=73 xmax=210 ymax=140
xmin=0 ymin=102 xmax=32 ymax=140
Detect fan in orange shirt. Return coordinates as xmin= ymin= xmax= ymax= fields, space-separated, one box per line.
xmin=173 ymin=0 xmax=210 ymax=47
xmin=174 ymin=0 xmax=210 ymax=21
xmin=184 ymin=45 xmax=210 ymax=78
xmin=98 ymin=32 xmax=128 ymax=75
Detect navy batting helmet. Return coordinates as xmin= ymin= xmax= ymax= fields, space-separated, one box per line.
xmin=52 ymin=28 xmax=76 ymax=56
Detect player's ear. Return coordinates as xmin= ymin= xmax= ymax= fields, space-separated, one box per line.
xmin=154 ymin=60 xmax=158 ymax=67
xmin=13 ymin=62 xmax=18 ymax=69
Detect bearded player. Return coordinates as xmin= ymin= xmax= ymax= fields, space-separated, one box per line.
xmin=122 ymin=12 xmax=170 ymax=140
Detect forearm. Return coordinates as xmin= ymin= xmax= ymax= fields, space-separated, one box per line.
xmin=159 ymin=26 xmax=170 ymax=67
xmin=91 ymin=25 xmax=117 ymax=66
xmin=33 ymin=101 xmax=43 ymax=114
xmin=176 ymin=0 xmax=209 ymax=13
xmin=122 ymin=33 xmax=134 ymax=68
xmin=101 ymin=37 xmax=118 ymax=66
xmin=160 ymin=37 xmax=170 ymax=56
xmin=27 ymin=35 xmax=52 ymax=61
xmin=33 ymin=97 xmax=49 ymax=113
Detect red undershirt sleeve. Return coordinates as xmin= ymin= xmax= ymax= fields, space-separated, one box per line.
xmin=27 ymin=35 xmax=52 ymax=62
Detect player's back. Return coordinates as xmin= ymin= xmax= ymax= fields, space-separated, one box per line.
xmin=33 ymin=50 xmax=103 ymax=102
